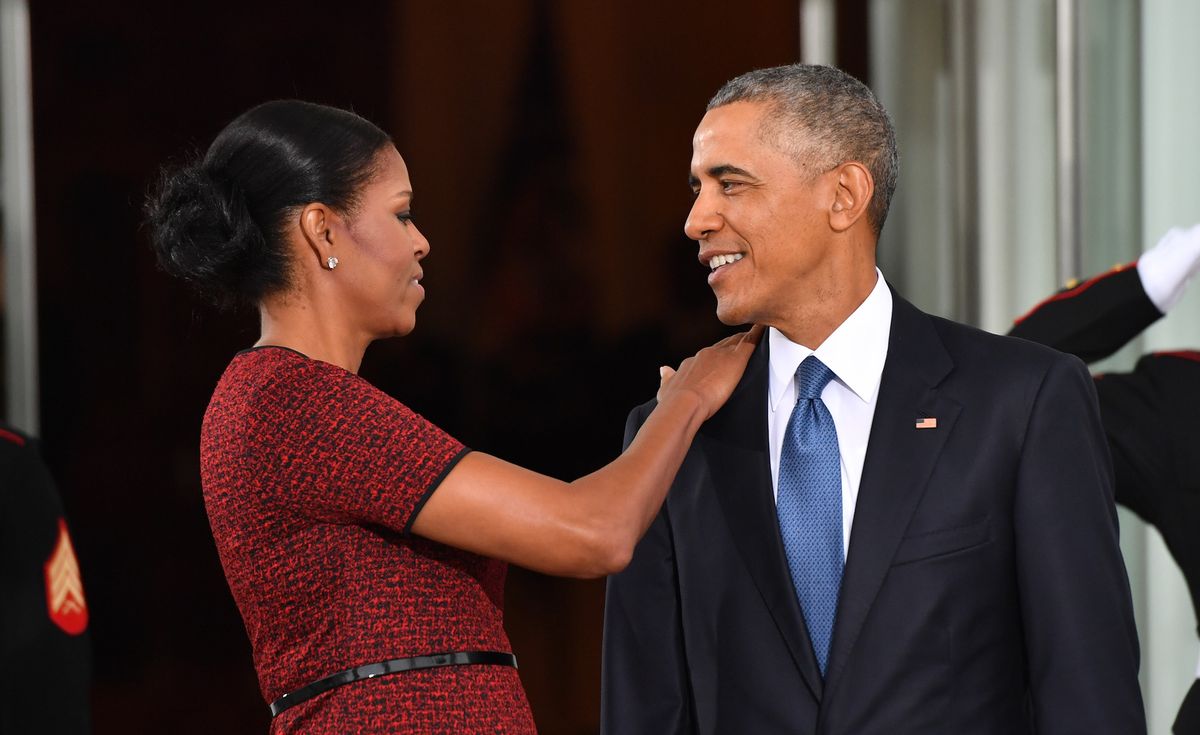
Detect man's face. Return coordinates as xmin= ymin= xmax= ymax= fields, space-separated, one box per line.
xmin=686 ymin=101 xmax=837 ymax=327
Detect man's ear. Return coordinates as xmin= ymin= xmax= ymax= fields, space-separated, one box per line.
xmin=298 ymin=203 xmax=338 ymax=263
xmin=829 ymin=162 xmax=874 ymax=233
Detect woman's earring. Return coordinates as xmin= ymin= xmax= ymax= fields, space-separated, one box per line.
xmin=326 ymin=257 xmax=339 ymax=270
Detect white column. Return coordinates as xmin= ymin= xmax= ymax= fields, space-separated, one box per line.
xmin=870 ymin=0 xmax=960 ymax=320
xmin=973 ymin=0 xmax=1057 ymax=333
xmin=800 ymin=0 xmax=837 ymax=66
xmin=871 ymin=0 xmax=1057 ymax=331
xmin=0 ymin=0 xmax=38 ymax=434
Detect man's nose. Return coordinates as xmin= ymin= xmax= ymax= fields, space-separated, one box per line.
xmin=684 ymin=193 xmax=722 ymax=241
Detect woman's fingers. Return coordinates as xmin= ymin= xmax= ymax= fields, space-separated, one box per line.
xmin=713 ymin=323 xmax=765 ymax=350
xmin=742 ymin=323 xmax=765 ymax=346
xmin=656 ymin=365 xmax=677 ymax=404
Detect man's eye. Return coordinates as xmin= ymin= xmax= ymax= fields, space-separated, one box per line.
xmin=720 ymin=180 xmax=742 ymax=193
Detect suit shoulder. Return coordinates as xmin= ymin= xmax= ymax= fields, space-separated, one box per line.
xmin=927 ymin=312 xmax=1086 ymax=375
xmin=622 ymin=397 xmax=658 ymax=448
xmin=626 ymin=397 xmax=657 ymax=425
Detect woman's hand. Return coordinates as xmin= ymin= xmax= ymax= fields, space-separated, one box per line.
xmin=657 ymin=324 xmax=764 ymax=419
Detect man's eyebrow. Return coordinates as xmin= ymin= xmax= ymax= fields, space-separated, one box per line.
xmin=708 ymin=164 xmax=756 ymax=179
xmin=689 ymin=165 xmax=758 ymax=189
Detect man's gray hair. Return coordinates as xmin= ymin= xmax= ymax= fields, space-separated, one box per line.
xmin=708 ymin=64 xmax=898 ymax=237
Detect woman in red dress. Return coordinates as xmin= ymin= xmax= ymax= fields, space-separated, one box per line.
xmin=146 ymin=100 xmax=758 ymax=733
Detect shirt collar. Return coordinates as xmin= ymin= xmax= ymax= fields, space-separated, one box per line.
xmin=768 ymin=269 xmax=893 ymax=411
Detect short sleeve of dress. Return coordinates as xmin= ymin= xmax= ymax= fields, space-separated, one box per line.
xmin=262 ymin=356 xmax=470 ymax=534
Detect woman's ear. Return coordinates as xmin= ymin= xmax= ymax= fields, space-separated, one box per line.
xmin=298 ymin=203 xmax=336 ymax=263
xmin=829 ymin=161 xmax=874 ymax=233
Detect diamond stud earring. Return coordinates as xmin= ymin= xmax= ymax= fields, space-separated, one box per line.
xmin=326 ymin=257 xmax=339 ymax=270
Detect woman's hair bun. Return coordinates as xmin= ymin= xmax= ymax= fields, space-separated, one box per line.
xmin=145 ymin=100 xmax=391 ymax=309
xmin=145 ymin=159 xmax=271 ymax=308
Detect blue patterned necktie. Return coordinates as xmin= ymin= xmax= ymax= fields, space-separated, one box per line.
xmin=777 ymin=355 xmax=843 ymax=676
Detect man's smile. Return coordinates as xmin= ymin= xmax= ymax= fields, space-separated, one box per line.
xmin=707 ymin=253 xmax=744 ymax=271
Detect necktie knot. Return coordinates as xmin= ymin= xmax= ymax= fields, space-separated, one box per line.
xmin=796 ymin=356 xmax=835 ymax=400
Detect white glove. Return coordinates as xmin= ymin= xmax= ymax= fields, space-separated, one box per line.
xmin=1137 ymin=223 xmax=1200 ymax=313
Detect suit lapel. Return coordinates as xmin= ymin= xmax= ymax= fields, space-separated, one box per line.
xmin=821 ymin=294 xmax=961 ymax=702
xmin=705 ymin=338 xmax=825 ymax=701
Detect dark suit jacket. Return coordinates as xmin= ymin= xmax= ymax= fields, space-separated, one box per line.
xmin=602 ymin=294 xmax=1144 ymax=735
xmin=1010 ymin=265 xmax=1200 ymax=735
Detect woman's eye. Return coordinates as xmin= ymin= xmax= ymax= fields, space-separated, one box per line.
xmin=396 ymin=211 xmax=414 ymax=224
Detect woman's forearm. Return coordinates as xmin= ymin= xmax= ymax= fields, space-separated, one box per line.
xmin=411 ymin=327 xmax=759 ymax=577
xmin=566 ymin=390 xmax=707 ymax=572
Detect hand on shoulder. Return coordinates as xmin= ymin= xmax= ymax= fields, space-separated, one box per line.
xmin=657 ymin=324 xmax=764 ymax=420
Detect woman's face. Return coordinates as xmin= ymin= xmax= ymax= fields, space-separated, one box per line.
xmin=335 ymin=145 xmax=430 ymax=338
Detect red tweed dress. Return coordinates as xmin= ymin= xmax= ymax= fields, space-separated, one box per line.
xmin=200 ymin=346 xmax=535 ymax=734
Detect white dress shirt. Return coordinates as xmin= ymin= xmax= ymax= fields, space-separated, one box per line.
xmin=768 ymin=269 xmax=893 ymax=560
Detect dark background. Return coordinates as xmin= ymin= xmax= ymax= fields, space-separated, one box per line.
xmin=28 ymin=1 xmax=868 ymax=732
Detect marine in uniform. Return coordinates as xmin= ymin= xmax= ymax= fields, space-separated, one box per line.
xmin=0 ymin=422 xmax=91 ymax=734
xmin=1010 ymin=224 xmax=1200 ymax=735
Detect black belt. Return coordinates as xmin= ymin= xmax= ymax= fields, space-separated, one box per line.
xmin=269 ymin=650 xmax=518 ymax=717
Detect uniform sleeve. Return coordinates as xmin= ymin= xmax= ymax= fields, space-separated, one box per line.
xmin=1013 ymin=354 xmax=1145 ymax=733
xmin=275 ymin=369 xmax=470 ymax=533
xmin=1009 ymin=266 xmax=1162 ymax=363
xmin=601 ymin=402 xmax=696 ymax=735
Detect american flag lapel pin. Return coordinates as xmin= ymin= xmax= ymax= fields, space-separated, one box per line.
xmin=915 ymin=417 xmax=938 ymax=430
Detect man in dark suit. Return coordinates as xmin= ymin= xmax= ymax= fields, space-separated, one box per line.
xmin=601 ymin=64 xmax=1145 ymax=734
xmin=1009 ymin=224 xmax=1200 ymax=735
